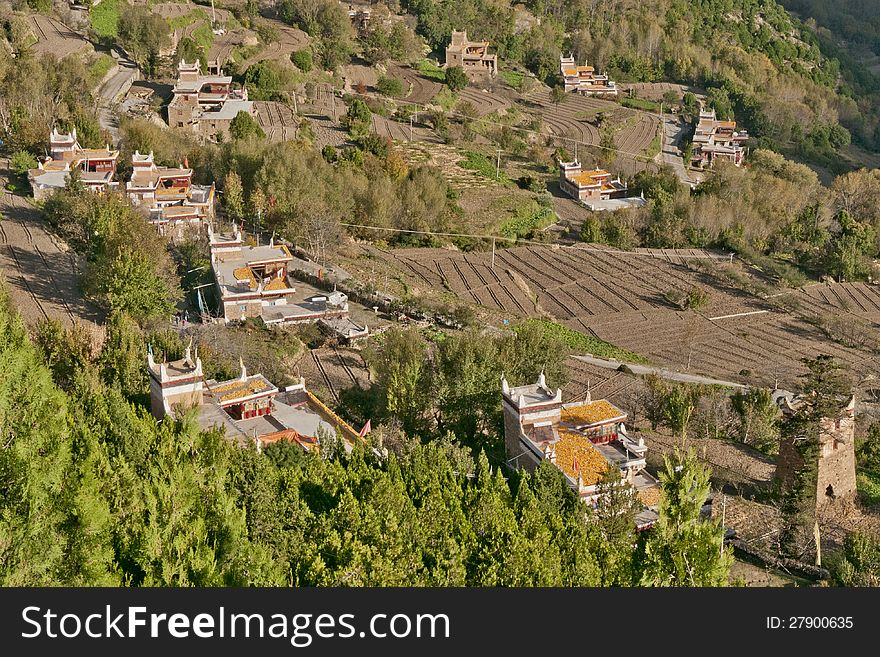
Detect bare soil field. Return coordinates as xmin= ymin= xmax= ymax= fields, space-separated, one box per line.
xmin=0 ymin=190 xmax=104 ymax=338
xmin=790 ymin=281 xmax=880 ymax=322
xmin=254 ymin=100 xmax=300 ymax=142
xmin=458 ymin=85 xmax=512 ymax=118
xmin=386 ymin=64 xmax=443 ymax=105
xmin=296 ymin=347 xmax=371 ymax=405
xmin=338 ymin=242 xmax=880 ymax=388
xmin=618 ymin=82 xmax=701 ymax=101
xmin=239 ymin=18 xmax=309 ymax=69
xmin=518 ymin=88 xmax=660 ymax=175
xmin=28 ymin=14 xmax=92 ymax=59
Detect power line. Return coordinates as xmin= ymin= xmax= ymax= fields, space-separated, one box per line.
xmin=338 ymin=222 xmax=732 ymax=259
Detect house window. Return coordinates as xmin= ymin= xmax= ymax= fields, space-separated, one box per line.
xmin=239 ymin=305 xmax=247 ymax=314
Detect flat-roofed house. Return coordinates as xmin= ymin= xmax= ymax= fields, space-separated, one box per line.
xmin=560 ymin=55 xmax=617 ymax=96
xmin=445 ymin=30 xmax=497 ymax=76
xmin=148 ymin=345 xmax=367 ymax=451
xmin=691 ymin=109 xmax=749 ymax=169
xmin=501 ymin=372 xmax=660 ymax=528
xmin=558 ymin=161 xmax=628 ymax=203
xmin=126 ymin=150 xmax=215 ymax=235
xmin=167 ymin=59 xmax=255 ymax=141
xmin=28 ymin=128 xmax=120 ymax=200
xmin=209 ymin=225 xmax=357 ymax=327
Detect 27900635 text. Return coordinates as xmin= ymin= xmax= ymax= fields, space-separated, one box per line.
xmin=766 ymin=617 xmax=853 ymax=629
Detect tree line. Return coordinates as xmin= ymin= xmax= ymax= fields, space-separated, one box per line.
xmin=0 ymin=288 xmax=733 ymax=586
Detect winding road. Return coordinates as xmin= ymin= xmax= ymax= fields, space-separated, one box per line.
xmin=97 ymin=52 xmax=140 ymax=140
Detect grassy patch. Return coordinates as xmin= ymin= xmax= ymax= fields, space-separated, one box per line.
xmin=500 ymin=70 xmax=525 ymax=90
xmin=417 ymin=59 xmax=446 ymax=82
xmin=167 ymin=9 xmax=209 ymax=31
xmin=191 ymin=22 xmax=215 ymax=51
xmin=88 ymin=54 xmax=116 ymax=85
xmin=858 ymin=470 xmax=880 ymax=507
xmin=434 ymin=87 xmax=457 ymax=111
xmin=621 ymin=97 xmax=661 ymax=112
xmin=90 ymin=0 xmax=121 ymax=39
xmin=514 ymin=318 xmax=647 ymax=362
xmin=231 ymin=43 xmax=264 ymax=63
xmin=498 ymin=202 xmax=555 ymax=239
xmin=458 ymin=150 xmax=511 ymax=184
xmin=645 ymin=131 xmax=662 ymax=158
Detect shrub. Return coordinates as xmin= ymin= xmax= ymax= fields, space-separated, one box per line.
xmin=291 ymin=49 xmax=313 ymax=72
xmin=10 ymin=150 xmax=38 ymax=175
xmin=445 ymin=65 xmax=468 ymax=92
xmin=376 ymin=75 xmax=404 ymax=97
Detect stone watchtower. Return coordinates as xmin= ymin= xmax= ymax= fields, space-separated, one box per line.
xmin=147 ymin=341 xmax=205 ymax=420
xmin=774 ymin=391 xmax=857 ymax=507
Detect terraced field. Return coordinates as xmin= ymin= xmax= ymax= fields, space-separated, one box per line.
xmin=29 ymin=14 xmax=91 ymax=59
xmin=342 ymin=242 xmax=880 ymax=388
xmin=297 ymin=347 xmax=371 ymax=404
xmin=255 ymin=101 xmax=299 ymax=142
xmin=395 ymin=142 xmax=493 ymax=190
xmin=0 ymin=189 xmax=104 ymax=341
xmin=519 ymin=88 xmax=660 ymax=175
xmin=458 ymin=85 xmax=512 ymax=117
xmin=386 ymin=64 xmax=444 ymax=105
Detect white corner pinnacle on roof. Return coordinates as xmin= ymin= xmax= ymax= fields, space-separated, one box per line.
xmin=537 ymin=369 xmax=546 ymax=389
xmin=184 ymin=336 xmax=193 ymax=363
xmin=239 ymin=356 xmax=247 ymax=382
xmin=585 ymin=379 xmax=591 ymax=403
xmin=501 ymin=373 xmax=509 ymax=395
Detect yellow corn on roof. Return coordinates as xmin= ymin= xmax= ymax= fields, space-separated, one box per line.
xmin=233 ymin=266 xmax=256 ymax=289
xmin=264 ymin=275 xmax=289 ymax=291
xmin=561 ymin=400 xmax=625 ymax=426
xmin=554 ymin=430 xmax=608 ymax=486
xmin=637 ymin=485 xmax=662 ymax=508
xmin=212 ymin=377 xmax=274 ymax=402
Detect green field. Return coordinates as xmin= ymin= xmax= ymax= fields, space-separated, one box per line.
xmin=458 ymin=151 xmax=511 ymax=184
xmin=858 ymin=470 xmax=880 ymax=507
xmin=514 ymin=318 xmax=648 ymax=363
xmin=90 ymin=0 xmax=121 ymax=39
xmin=498 ymin=203 xmax=555 ymax=239
xmin=88 ymin=54 xmax=116 ymax=85
xmin=417 ymin=59 xmax=446 ymax=82
xmin=621 ymin=97 xmax=661 ymax=112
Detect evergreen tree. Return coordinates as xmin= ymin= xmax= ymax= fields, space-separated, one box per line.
xmin=639 ymin=450 xmax=732 ymax=586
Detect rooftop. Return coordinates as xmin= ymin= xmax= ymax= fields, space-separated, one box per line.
xmin=561 ymin=400 xmax=627 ymax=427
xmin=206 ymin=99 xmax=254 ymax=121
xmin=209 ymin=374 xmax=277 ymax=404
xmin=554 ymin=430 xmax=609 ymax=486
xmin=503 ymin=374 xmax=562 ymax=408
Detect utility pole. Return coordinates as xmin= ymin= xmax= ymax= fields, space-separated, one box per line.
xmin=409 ymin=111 xmax=413 ymax=141
xmin=331 ymin=88 xmax=336 ymax=123
xmin=495 ymin=149 xmax=501 ymax=180
xmin=255 ymin=208 xmax=261 ymax=247
xmin=491 ymin=236 xmax=495 ymax=269
xmin=720 ymin=494 xmax=727 ymax=556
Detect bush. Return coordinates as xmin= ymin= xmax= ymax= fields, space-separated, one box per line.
xmin=445 ymin=65 xmax=468 ymax=92
xmin=229 ymin=111 xmax=265 ymax=141
xmin=376 ymin=75 xmax=404 ymax=97
xmin=10 ymin=151 xmax=38 ymax=175
xmin=291 ymin=49 xmax=313 ymax=73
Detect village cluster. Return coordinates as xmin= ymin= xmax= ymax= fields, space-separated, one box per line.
xmin=15 ymin=15 xmax=850 ymax=545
